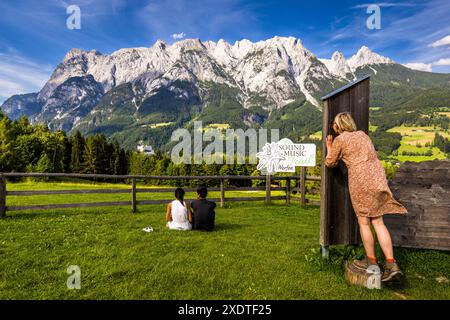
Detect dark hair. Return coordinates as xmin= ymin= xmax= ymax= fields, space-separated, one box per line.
xmin=197 ymin=186 xmax=208 ymax=199
xmin=175 ymin=188 xmax=185 ymax=206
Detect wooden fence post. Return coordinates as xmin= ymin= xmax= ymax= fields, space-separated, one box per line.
xmin=300 ymin=167 xmax=306 ymax=206
xmin=131 ymin=178 xmax=137 ymax=213
xmin=220 ymin=178 xmax=225 ymax=208
xmin=0 ymin=174 xmax=6 ymax=218
xmin=265 ymin=175 xmax=271 ymax=204
xmin=285 ymin=177 xmax=290 ymax=205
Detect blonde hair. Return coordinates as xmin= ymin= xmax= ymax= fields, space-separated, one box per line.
xmin=334 ymin=112 xmax=357 ymax=134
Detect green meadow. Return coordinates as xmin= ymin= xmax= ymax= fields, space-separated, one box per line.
xmin=387 ymin=125 xmax=449 ymax=162
xmin=0 ymin=180 xmax=449 ymax=300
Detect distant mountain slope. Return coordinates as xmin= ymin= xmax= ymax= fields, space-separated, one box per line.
xmin=1 ymin=93 xmax=41 ymax=120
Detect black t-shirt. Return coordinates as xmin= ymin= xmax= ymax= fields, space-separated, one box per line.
xmin=190 ymin=199 xmax=216 ymax=231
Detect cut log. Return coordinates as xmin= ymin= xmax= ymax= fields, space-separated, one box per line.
xmin=345 ymin=262 xmax=382 ymax=289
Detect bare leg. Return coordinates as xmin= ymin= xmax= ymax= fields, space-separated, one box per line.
xmin=357 ymin=216 xmax=376 ymax=258
xmin=371 ymin=216 xmax=394 ymax=260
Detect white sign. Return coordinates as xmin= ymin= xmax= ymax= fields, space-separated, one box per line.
xmin=256 ymin=138 xmax=316 ymax=174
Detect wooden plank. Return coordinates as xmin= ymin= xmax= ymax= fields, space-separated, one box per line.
xmin=134 ymin=186 xmax=276 ymax=193
xmin=224 ymin=196 xmax=285 ymax=202
xmin=0 ymin=174 xmax=6 ymax=218
xmin=384 ymin=160 xmax=450 ymax=251
xmin=265 ymin=175 xmax=271 ymax=204
xmin=300 ymin=167 xmax=306 ymax=206
xmin=286 ymin=177 xmax=290 ymax=205
xmin=320 ymin=99 xmax=330 ymax=246
xmin=7 ymin=189 xmax=131 ymax=196
xmin=137 ymin=196 xmax=286 ymax=206
xmin=131 ymin=178 xmax=137 ymax=213
xmin=320 ymin=77 xmax=369 ymax=247
xmin=6 ymin=186 xmax=283 ymax=196
xmin=306 ymin=176 xmax=322 ymax=181
xmin=1 ymin=172 xmax=318 ymax=181
xmin=7 ymin=201 xmax=132 ymax=211
xmin=220 ymin=179 xmax=225 ymax=208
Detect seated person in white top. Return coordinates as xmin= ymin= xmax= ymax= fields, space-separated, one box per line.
xmin=166 ymin=188 xmax=192 ymax=230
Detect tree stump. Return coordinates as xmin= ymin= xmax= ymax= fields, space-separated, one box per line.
xmin=345 ymin=262 xmax=382 ymax=289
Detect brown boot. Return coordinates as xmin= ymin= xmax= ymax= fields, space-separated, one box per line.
xmin=382 ymin=262 xmax=403 ymax=282
xmin=351 ymin=256 xmax=378 ymax=271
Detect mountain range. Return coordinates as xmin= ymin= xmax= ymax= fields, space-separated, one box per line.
xmin=2 ymin=36 xmax=450 ymax=149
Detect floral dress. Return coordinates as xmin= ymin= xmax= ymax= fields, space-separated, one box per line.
xmin=325 ymin=130 xmax=407 ymax=218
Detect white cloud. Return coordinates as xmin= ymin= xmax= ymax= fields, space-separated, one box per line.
xmin=172 ymin=32 xmax=186 ymax=40
xmin=403 ymin=62 xmax=433 ymax=72
xmin=403 ymin=57 xmax=450 ymax=72
xmin=0 ymin=51 xmax=52 ymax=102
xmin=430 ymin=35 xmax=450 ymax=48
xmin=433 ymin=58 xmax=450 ymax=66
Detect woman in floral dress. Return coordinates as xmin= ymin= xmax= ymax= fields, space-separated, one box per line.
xmin=325 ymin=112 xmax=407 ymax=282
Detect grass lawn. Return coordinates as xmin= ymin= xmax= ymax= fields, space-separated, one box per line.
xmin=387 ymin=125 xmax=450 ymax=143
xmin=436 ymin=112 xmax=450 ymax=119
xmin=0 ymin=182 xmax=449 ymax=300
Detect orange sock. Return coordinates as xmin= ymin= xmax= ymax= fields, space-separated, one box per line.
xmin=386 ymin=258 xmax=396 ymax=263
xmin=367 ymin=256 xmax=378 ymax=263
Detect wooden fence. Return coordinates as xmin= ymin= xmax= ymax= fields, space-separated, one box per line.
xmin=0 ymin=170 xmax=321 ymax=217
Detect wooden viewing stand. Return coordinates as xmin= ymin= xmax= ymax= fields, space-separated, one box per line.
xmin=0 ymin=169 xmax=320 ymax=218
xmin=320 ymin=75 xmax=371 ymax=258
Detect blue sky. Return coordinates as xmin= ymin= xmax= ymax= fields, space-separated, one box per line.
xmin=1 ymin=0 xmax=450 ymax=102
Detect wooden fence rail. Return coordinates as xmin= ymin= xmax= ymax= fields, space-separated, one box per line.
xmin=0 ymin=170 xmax=321 ymax=217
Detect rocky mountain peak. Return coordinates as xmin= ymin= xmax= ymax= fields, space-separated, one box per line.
xmin=2 ymin=36 xmax=421 ymax=136
xmin=331 ymin=51 xmax=345 ymax=61
xmin=63 ymin=48 xmax=102 ymax=62
xmin=348 ymin=46 xmax=394 ymax=69
xmin=153 ymin=39 xmax=167 ymax=50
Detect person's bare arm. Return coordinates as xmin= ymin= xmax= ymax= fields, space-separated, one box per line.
xmin=166 ymin=202 xmax=172 ymax=222
xmin=325 ymin=135 xmax=343 ymax=168
xmin=186 ymin=201 xmax=193 ymax=223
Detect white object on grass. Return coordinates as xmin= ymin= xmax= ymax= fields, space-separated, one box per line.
xmin=142 ymin=226 xmax=154 ymax=233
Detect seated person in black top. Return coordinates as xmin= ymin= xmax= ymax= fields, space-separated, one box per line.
xmin=190 ymin=186 xmax=216 ymax=231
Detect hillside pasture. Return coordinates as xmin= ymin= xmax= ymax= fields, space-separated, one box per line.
xmin=387 ymin=125 xmax=449 ymax=162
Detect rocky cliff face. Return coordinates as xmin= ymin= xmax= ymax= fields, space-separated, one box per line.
xmin=2 ymin=36 xmax=448 ymax=141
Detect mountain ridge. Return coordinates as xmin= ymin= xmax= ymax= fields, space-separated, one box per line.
xmin=2 ymin=36 xmax=450 ymax=149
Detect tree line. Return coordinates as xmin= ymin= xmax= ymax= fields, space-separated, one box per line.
xmin=0 ymin=112 xmax=128 ymax=176
xmin=1 ymin=112 xmax=322 ymax=188
xmin=434 ymin=133 xmax=450 ymax=155
xmin=0 ymin=110 xmax=406 ymax=189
